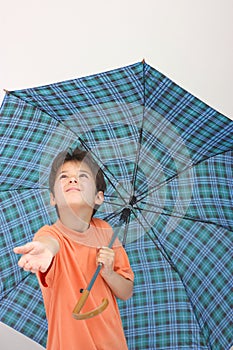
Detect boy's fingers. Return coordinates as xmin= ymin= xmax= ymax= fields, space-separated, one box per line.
xmin=99 ymin=247 xmax=114 ymax=254
xmin=20 ymin=261 xmax=37 ymax=273
xmin=13 ymin=246 xmax=23 ymax=254
xmin=18 ymin=255 xmax=38 ymax=270
xmin=18 ymin=255 xmax=30 ymax=268
xmin=13 ymin=242 xmax=35 ymax=255
xmin=97 ymin=247 xmax=115 ymax=268
xmin=99 ymin=247 xmax=114 ymax=258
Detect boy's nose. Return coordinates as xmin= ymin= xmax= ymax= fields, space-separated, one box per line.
xmin=69 ymin=177 xmax=77 ymax=183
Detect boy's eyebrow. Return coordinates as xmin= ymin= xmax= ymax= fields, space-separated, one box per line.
xmin=58 ymin=169 xmax=93 ymax=175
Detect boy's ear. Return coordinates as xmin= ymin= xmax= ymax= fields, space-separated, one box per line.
xmin=95 ymin=191 xmax=104 ymax=205
xmin=50 ymin=192 xmax=56 ymax=206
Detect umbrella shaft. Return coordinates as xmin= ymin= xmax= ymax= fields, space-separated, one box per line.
xmin=87 ymin=264 xmax=102 ymax=291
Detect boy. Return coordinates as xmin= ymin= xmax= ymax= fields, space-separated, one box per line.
xmin=14 ymin=147 xmax=134 ymax=350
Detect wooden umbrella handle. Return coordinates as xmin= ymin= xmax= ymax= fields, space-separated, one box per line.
xmin=72 ymin=289 xmax=109 ymax=320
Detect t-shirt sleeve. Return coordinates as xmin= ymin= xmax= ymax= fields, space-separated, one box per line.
xmin=114 ymin=246 xmax=134 ymax=282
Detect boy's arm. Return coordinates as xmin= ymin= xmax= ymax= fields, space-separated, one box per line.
xmin=13 ymin=236 xmax=60 ymax=274
xmin=97 ymin=247 xmax=133 ymax=300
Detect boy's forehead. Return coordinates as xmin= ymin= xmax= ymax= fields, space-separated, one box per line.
xmin=58 ymin=160 xmax=92 ymax=173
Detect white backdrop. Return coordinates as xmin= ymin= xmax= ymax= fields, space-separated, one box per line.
xmin=1 ymin=0 xmax=233 ymax=120
xmin=0 ymin=0 xmax=232 ymax=348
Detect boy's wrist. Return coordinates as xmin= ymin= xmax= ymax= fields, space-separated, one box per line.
xmin=35 ymin=236 xmax=60 ymax=256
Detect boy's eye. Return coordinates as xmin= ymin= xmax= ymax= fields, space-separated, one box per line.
xmin=57 ymin=172 xmax=90 ymax=181
xmin=79 ymin=173 xmax=88 ymax=179
xmin=59 ymin=174 xmax=68 ymax=180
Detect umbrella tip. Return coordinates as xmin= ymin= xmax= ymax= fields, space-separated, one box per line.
xmin=3 ymin=89 xmax=10 ymax=95
xmin=142 ymin=58 xmax=145 ymax=64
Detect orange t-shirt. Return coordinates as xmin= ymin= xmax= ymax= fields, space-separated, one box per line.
xmin=34 ymin=218 xmax=134 ymax=350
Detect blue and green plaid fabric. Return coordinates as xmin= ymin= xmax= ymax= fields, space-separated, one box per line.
xmin=0 ymin=62 xmax=232 ymax=349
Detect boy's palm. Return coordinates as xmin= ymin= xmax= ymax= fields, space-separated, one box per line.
xmin=14 ymin=241 xmax=53 ymax=273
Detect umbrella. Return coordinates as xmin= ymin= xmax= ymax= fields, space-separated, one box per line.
xmin=0 ymin=60 xmax=232 ymax=349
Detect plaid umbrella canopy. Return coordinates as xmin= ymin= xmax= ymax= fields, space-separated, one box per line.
xmin=0 ymin=61 xmax=232 ymax=349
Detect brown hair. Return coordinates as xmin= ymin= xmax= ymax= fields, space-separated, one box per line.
xmin=49 ymin=147 xmax=106 ymax=216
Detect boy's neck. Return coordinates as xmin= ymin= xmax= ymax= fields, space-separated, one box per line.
xmin=59 ymin=208 xmax=92 ymax=233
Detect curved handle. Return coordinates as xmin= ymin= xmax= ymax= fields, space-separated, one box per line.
xmin=72 ymin=289 xmax=109 ymax=320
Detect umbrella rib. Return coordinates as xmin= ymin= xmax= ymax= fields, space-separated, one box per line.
xmin=128 ymin=204 xmax=178 ymax=268
xmin=76 ymin=138 xmax=132 ymax=207
xmin=137 ymin=202 xmax=233 ymax=232
xmin=0 ymin=187 xmax=49 ymax=192
xmin=131 ymin=204 xmax=206 ymax=338
xmin=137 ymin=147 xmax=233 ymax=203
xmin=130 ymin=61 xmax=146 ymax=198
xmin=0 ymin=273 xmax=30 ymax=303
xmin=8 ymin=91 xmax=66 ymax=125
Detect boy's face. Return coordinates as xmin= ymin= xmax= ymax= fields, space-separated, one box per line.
xmin=50 ymin=160 xmax=104 ymax=214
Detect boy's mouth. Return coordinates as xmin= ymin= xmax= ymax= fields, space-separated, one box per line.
xmin=66 ymin=187 xmax=80 ymax=192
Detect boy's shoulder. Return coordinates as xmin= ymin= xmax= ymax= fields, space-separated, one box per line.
xmin=34 ymin=223 xmax=58 ymax=239
xmin=91 ymin=217 xmax=112 ymax=229
xmin=90 ymin=218 xmax=122 ymax=248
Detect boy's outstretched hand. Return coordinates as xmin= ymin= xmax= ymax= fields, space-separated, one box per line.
xmin=13 ymin=241 xmax=54 ymax=274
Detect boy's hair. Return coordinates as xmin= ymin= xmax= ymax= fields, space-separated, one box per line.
xmin=49 ymin=147 xmax=106 ymax=216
